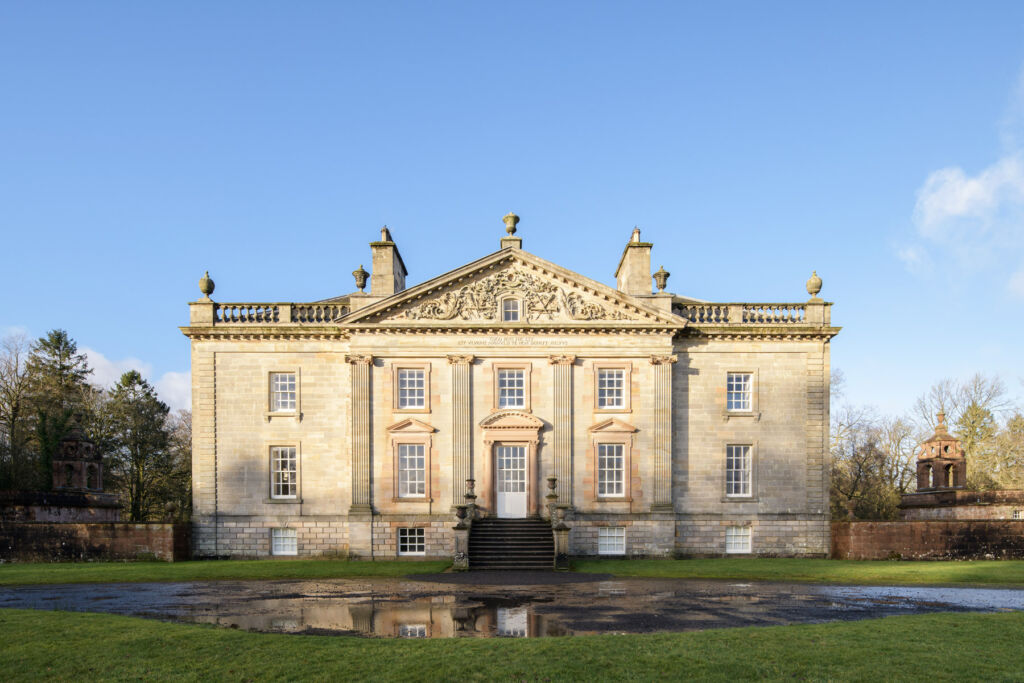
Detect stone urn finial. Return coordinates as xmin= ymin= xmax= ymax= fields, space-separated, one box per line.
xmin=352 ymin=264 xmax=369 ymax=292
xmin=806 ymin=270 xmax=822 ymax=300
xmin=198 ymin=271 xmax=215 ymax=300
xmin=653 ymin=265 xmax=670 ymax=292
xmin=503 ymin=212 xmax=520 ymax=235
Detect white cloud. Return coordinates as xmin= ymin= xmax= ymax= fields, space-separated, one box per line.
xmin=1009 ymin=267 xmax=1024 ymax=299
xmin=2 ymin=325 xmax=29 ymax=339
xmin=155 ymin=372 xmax=192 ymax=412
xmin=914 ymin=155 xmax=1024 ymax=239
xmin=83 ymin=348 xmax=152 ymax=388
xmin=83 ymin=347 xmax=191 ymax=411
xmin=903 ymin=64 xmax=1024 ymax=291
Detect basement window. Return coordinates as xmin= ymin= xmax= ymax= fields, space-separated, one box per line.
xmin=725 ymin=526 xmax=752 ymax=554
xmin=271 ymin=528 xmax=297 ymax=556
xmin=598 ymin=527 xmax=626 ymax=555
xmin=1013 ymin=510 xmax=1023 ymax=520
xmin=398 ymin=528 xmax=425 ymax=556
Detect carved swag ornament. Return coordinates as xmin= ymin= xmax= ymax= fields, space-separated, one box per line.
xmin=399 ymin=268 xmax=638 ymax=323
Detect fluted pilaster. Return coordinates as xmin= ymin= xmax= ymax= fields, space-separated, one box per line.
xmin=549 ymin=354 xmax=576 ymax=505
xmin=650 ymin=354 xmax=677 ymax=510
xmin=346 ymin=355 xmax=373 ymax=512
xmin=448 ymin=354 xmax=474 ymax=505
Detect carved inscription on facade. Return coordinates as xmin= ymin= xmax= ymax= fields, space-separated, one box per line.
xmin=399 ymin=268 xmax=638 ymax=323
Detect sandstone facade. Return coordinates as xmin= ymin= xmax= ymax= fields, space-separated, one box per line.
xmin=182 ymin=221 xmax=839 ymax=559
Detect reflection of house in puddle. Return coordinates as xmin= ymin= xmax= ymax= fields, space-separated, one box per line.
xmin=194 ymin=598 xmax=567 ymax=638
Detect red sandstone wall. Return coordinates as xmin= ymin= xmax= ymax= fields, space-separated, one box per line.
xmin=832 ymin=521 xmax=1024 ymax=560
xmin=0 ymin=522 xmax=191 ymax=562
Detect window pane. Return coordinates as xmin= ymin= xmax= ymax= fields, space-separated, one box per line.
xmin=498 ymin=369 xmax=525 ymax=408
xmin=271 ymin=446 xmax=297 ymax=498
xmin=597 ymin=443 xmax=624 ymax=497
xmin=726 ymin=526 xmax=751 ymax=553
xmin=398 ymin=443 xmax=426 ymax=497
xmin=398 ymin=527 xmax=425 ymax=555
xmin=271 ymin=528 xmax=297 ymax=555
xmin=726 ymin=445 xmax=751 ymax=497
xmin=502 ymin=299 xmax=520 ymax=322
xmin=397 ymin=369 xmax=425 ymax=409
xmin=726 ymin=373 xmax=752 ymax=412
xmin=598 ymin=526 xmax=626 ymax=555
xmin=597 ymin=369 xmax=625 ymax=408
xmin=270 ymin=373 xmax=297 ymax=412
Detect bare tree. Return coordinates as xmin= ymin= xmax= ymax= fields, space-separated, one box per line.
xmin=0 ymin=334 xmax=32 ymax=488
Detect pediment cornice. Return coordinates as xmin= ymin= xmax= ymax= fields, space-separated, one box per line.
xmin=479 ymin=410 xmax=545 ymax=430
xmin=340 ymin=250 xmax=686 ymax=331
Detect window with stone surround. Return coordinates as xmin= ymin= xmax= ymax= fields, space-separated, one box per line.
xmin=593 ymin=363 xmax=631 ymax=412
xmin=495 ymin=365 xmax=530 ymax=410
xmin=726 ymin=372 xmax=753 ymax=412
xmin=270 ymin=372 xmax=297 ymax=412
xmin=725 ymin=526 xmax=751 ymax=553
xmin=397 ymin=443 xmax=426 ymax=498
xmin=726 ymin=445 xmax=752 ymax=498
xmin=597 ymin=443 xmax=625 ymax=497
xmin=395 ymin=366 xmax=428 ymax=411
xmin=501 ymin=298 xmax=521 ymax=322
xmin=598 ymin=526 xmax=626 ymax=555
xmin=271 ymin=446 xmax=298 ymax=499
xmin=397 ymin=527 xmax=425 ymax=555
xmin=1014 ymin=510 xmax=1023 ymax=520
xmin=271 ymin=528 xmax=297 ymax=555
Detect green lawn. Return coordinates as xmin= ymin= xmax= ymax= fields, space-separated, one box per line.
xmin=0 ymin=558 xmax=450 ymax=586
xmin=573 ymin=557 xmax=1024 ymax=586
xmin=2 ymin=608 xmax=1023 ymax=681
xmin=4 ymin=557 xmax=1024 ymax=587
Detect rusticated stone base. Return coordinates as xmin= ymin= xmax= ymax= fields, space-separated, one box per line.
xmin=675 ymin=515 xmax=830 ymax=557
xmin=569 ymin=515 xmax=675 ymax=557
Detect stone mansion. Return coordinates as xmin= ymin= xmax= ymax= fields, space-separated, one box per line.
xmin=181 ymin=215 xmax=839 ymax=561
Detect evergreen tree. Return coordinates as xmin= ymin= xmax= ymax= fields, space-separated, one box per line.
xmin=23 ymin=330 xmax=94 ymax=489
xmin=102 ymin=371 xmax=171 ymax=521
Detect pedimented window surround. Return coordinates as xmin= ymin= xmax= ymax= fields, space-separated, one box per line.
xmin=386 ymin=418 xmax=436 ymax=503
xmin=588 ymin=418 xmax=637 ymax=503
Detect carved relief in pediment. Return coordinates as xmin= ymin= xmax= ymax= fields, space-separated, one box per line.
xmin=397 ymin=268 xmax=639 ymax=323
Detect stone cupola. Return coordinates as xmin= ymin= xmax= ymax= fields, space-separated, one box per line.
xmin=915 ymin=412 xmax=966 ymax=491
xmin=52 ymin=415 xmax=104 ymax=492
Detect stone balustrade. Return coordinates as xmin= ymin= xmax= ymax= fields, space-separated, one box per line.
xmin=198 ymin=300 xmax=827 ymax=327
xmin=673 ymin=302 xmax=830 ymax=326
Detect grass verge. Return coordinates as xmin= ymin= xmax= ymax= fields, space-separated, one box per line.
xmin=2 ymin=608 xmax=1023 ymax=681
xmin=572 ymin=557 xmax=1024 ymax=585
xmin=0 ymin=559 xmax=450 ymax=586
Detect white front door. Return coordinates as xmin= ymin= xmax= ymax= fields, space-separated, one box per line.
xmin=495 ymin=444 xmax=528 ymax=518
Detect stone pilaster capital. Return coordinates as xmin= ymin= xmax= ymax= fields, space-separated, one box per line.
xmin=650 ymin=354 xmax=678 ymax=365
xmin=447 ymin=354 xmax=475 ymax=365
xmin=548 ymin=354 xmax=577 ymax=366
xmin=345 ymin=354 xmax=374 ymax=365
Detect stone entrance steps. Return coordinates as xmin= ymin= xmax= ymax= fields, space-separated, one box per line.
xmin=469 ymin=517 xmax=554 ymax=570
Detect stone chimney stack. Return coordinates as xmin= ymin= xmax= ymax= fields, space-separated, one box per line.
xmin=370 ymin=226 xmax=408 ymax=297
xmin=614 ymin=227 xmax=653 ymax=296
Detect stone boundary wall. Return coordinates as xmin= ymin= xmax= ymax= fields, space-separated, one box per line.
xmin=832 ymin=520 xmax=1024 ymax=560
xmin=0 ymin=522 xmax=191 ymax=562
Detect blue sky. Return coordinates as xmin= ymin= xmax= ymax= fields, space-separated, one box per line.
xmin=2 ymin=2 xmax=1024 ymax=414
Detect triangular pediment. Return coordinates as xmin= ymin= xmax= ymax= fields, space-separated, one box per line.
xmin=342 ymin=249 xmax=685 ymax=329
xmin=385 ymin=418 xmax=436 ymax=434
xmin=479 ymin=410 xmax=545 ymax=430
xmin=588 ymin=418 xmax=637 ymax=433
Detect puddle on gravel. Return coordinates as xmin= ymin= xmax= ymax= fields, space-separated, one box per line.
xmin=1 ymin=576 xmax=1022 ymax=638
